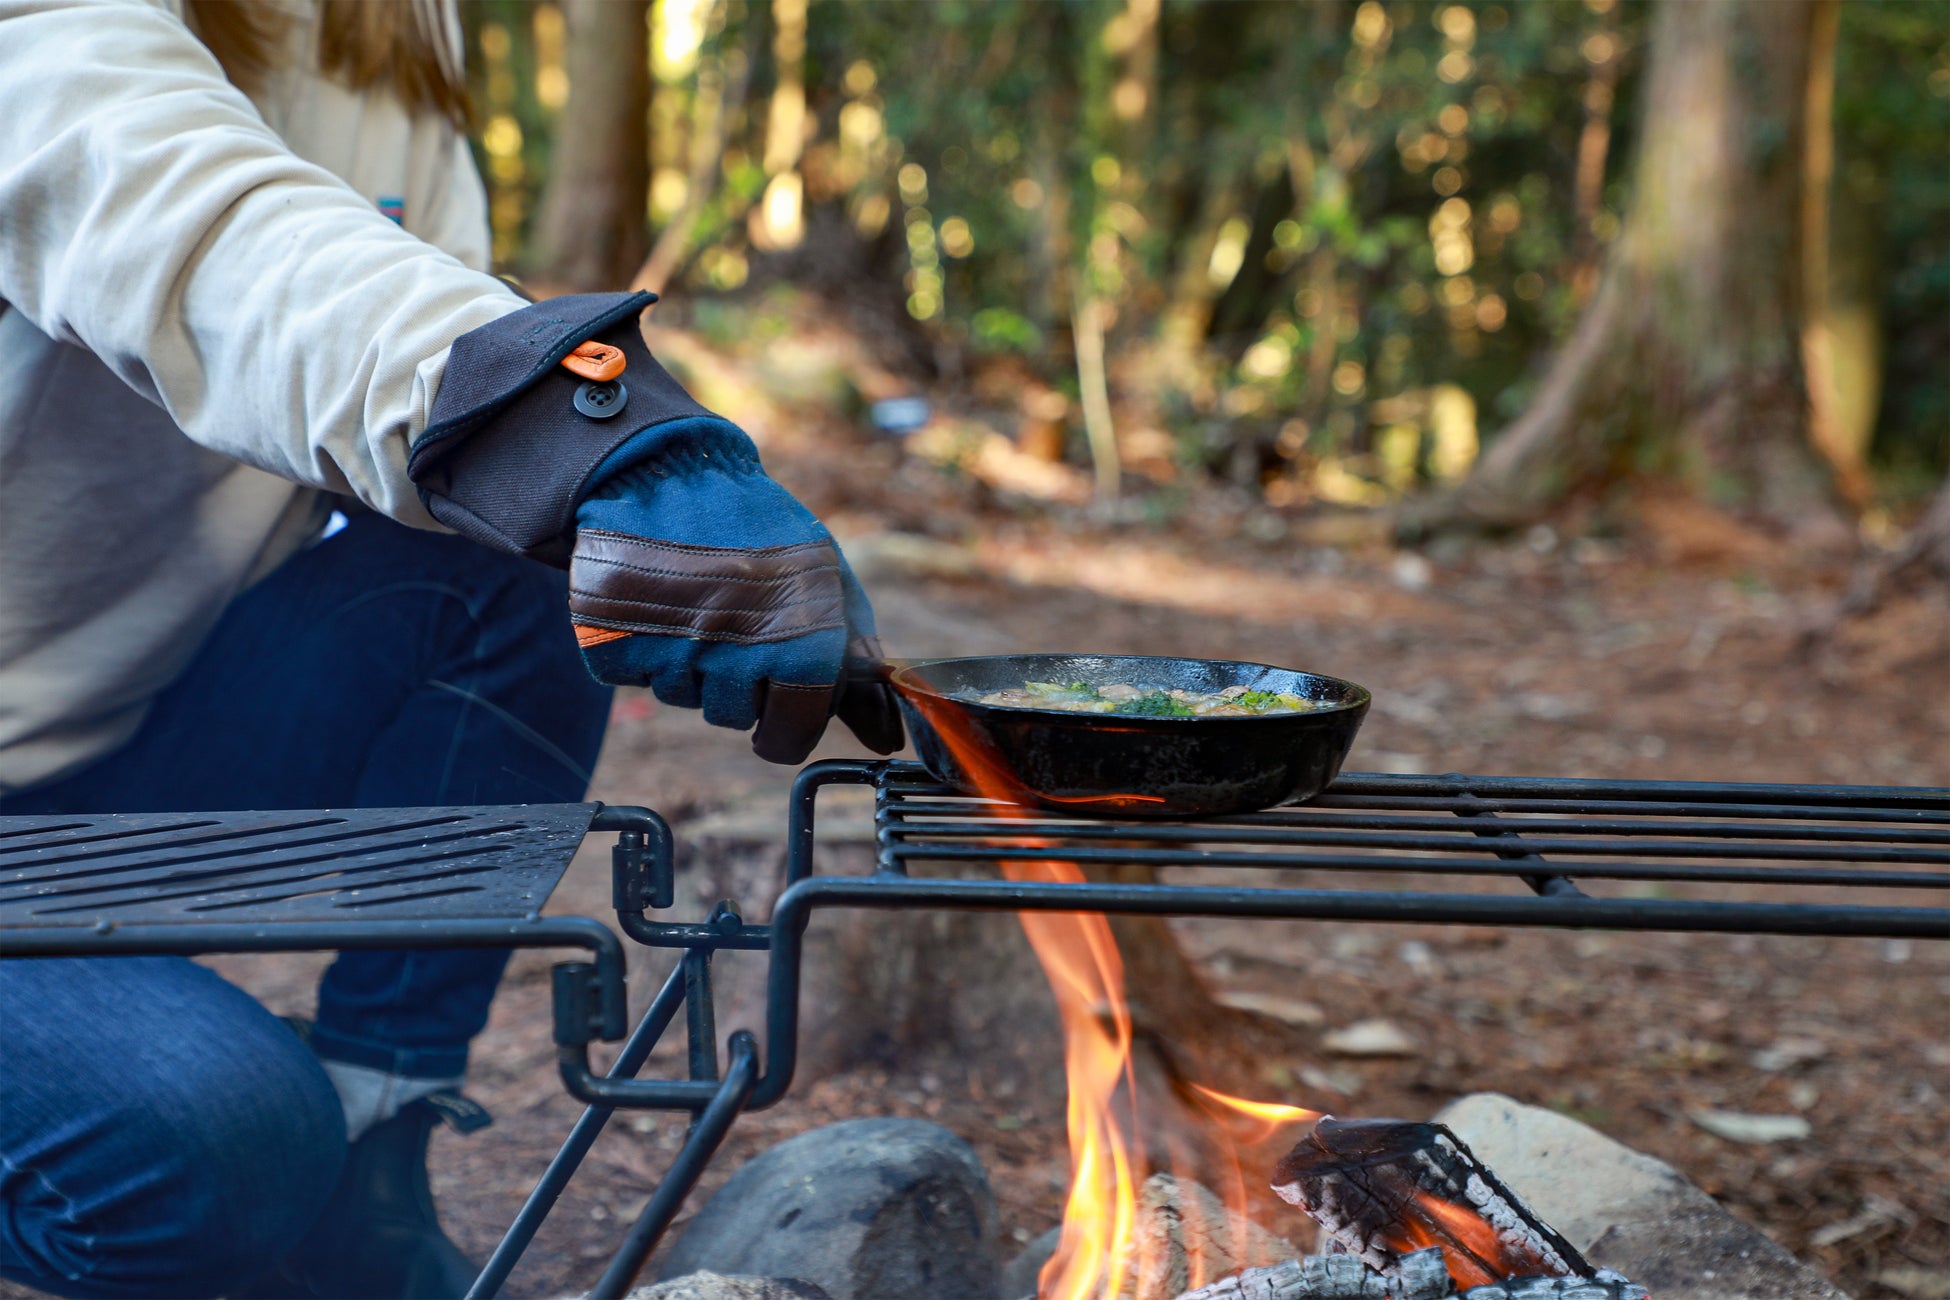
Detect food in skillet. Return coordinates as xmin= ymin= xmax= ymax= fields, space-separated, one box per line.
xmin=962 ymin=680 xmax=1318 ymax=718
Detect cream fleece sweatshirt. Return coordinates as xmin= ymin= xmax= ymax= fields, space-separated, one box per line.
xmin=0 ymin=0 xmax=528 ymax=792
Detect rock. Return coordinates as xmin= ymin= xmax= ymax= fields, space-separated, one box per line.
xmin=658 ymin=1118 xmax=1002 ymax=1300
xmin=1118 ymin=1173 xmax=1298 ymax=1300
xmin=999 ymin=1225 xmax=1061 ymax=1300
xmin=1686 ymin=1110 xmax=1813 ymax=1144
xmin=1435 ymin=1092 xmax=1848 ymax=1300
xmin=623 ymin=1273 xmax=832 ymax=1300
xmin=1320 ymin=1019 xmax=1417 ymax=1057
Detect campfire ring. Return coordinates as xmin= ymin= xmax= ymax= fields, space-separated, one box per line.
xmin=2 ymin=761 xmax=1944 ymax=1297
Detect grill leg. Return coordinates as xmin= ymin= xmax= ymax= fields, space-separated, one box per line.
xmin=466 ymin=962 xmax=690 ymax=1299
xmin=588 ymin=1032 xmax=759 ymax=1300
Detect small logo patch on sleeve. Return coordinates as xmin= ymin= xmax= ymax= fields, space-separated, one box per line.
xmin=377 ymin=195 xmax=406 ymax=224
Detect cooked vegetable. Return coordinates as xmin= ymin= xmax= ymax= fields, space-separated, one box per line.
xmin=1113 ymin=692 xmax=1195 ymax=718
xmin=965 ymin=680 xmax=1316 ymax=717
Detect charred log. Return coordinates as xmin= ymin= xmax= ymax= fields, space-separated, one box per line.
xmin=1270 ymin=1119 xmax=1591 ymax=1291
xmin=1174 ymin=1251 xmax=1650 ymax=1300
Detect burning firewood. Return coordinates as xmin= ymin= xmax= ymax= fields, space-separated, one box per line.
xmin=1172 ymin=1253 xmax=1652 ymax=1300
xmin=1118 ymin=1173 xmax=1300 ymax=1300
xmin=1269 ymin=1118 xmax=1592 ymax=1291
xmin=1164 ymin=1115 xmax=1652 ymax=1300
xmin=1172 ymin=1246 xmax=1452 ymax=1299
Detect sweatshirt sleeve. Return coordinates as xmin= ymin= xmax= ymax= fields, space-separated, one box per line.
xmin=0 ymin=0 xmax=526 ymax=526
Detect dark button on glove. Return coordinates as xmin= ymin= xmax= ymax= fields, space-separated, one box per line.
xmin=408 ymin=292 xmax=902 ymax=764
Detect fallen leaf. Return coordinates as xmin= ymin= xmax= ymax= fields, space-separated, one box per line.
xmin=1322 ymin=1019 xmax=1418 ymax=1058
xmin=1877 ymin=1268 xmax=1950 ymax=1300
xmin=1687 ymin=1110 xmax=1812 ymax=1144
xmin=1215 ymin=990 xmax=1327 ymax=1027
xmin=1298 ymin=1065 xmax=1365 ymax=1098
xmin=1810 ymin=1195 xmax=1913 ymax=1248
xmin=1752 ymin=1035 xmax=1828 ymax=1072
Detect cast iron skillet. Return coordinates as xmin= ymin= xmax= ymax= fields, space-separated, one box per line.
xmin=884 ymin=653 xmax=1370 ymax=818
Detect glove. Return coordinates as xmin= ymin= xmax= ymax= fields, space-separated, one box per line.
xmin=571 ymin=416 xmax=901 ymax=762
xmin=407 ymin=290 xmax=903 ymax=763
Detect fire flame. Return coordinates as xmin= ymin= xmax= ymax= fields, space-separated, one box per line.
xmin=899 ymin=688 xmax=1318 ymax=1299
xmin=1400 ymin=1190 xmax=1508 ymax=1289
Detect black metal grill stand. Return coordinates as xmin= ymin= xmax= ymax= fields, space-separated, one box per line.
xmin=4 ymin=763 xmax=1945 ymax=1299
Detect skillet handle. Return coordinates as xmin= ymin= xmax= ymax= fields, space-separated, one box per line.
xmin=836 ymin=647 xmax=908 ymax=754
xmin=843 ymin=655 xmax=915 ymax=684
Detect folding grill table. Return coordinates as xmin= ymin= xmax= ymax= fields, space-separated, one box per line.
xmin=3 ymin=761 xmax=1945 ymax=1299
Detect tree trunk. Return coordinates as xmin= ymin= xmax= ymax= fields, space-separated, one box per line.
xmin=1418 ymin=0 xmax=1850 ymax=539
xmin=530 ymin=0 xmax=651 ymax=290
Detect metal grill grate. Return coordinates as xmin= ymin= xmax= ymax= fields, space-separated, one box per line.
xmin=870 ymin=765 xmax=1950 ymax=937
xmin=0 ymin=804 xmax=598 ymax=929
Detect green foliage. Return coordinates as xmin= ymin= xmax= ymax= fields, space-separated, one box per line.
xmin=471 ymin=0 xmax=1945 ymax=502
xmin=1834 ymin=0 xmax=1950 ymax=485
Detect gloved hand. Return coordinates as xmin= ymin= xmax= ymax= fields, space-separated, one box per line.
xmin=406 ymin=290 xmax=903 ymax=764
xmin=570 ymin=416 xmax=900 ymax=762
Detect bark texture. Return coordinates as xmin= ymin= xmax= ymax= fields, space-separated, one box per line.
xmin=1421 ymin=0 xmax=1848 ymax=536
xmin=530 ymin=0 xmax=651 ymax=290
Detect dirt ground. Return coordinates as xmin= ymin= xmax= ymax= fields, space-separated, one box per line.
xmin=9 ymin=312 xmax=1945 ymax=1300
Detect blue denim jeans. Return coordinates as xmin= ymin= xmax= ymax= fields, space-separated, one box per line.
xmin=0 ymin=512 xmax=612 ymax=1297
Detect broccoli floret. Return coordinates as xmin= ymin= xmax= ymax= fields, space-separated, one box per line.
xmin=1026 ymin=680 xmax=1102 ymax=700
xmin=1235 ymin=688 xmax=1281 ymax=710
xmin=1113 ymin=691 xmax=1195 ymax=717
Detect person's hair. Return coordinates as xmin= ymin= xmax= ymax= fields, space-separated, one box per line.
xmin=184 ymin=0 xmax=471 ymax=128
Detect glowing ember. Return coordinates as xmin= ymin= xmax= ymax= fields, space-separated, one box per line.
xmin=898 ymin=686 xmax=1318 ymax=1299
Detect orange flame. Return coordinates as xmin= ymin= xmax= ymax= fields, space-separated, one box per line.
xmin=1400 ymin=1190 xmax=1507 ymax=1289
xmin=1188 ymin=1084 xmax=1322 ymax=1143
xmin=899 ymin=687 xmax=1317 ymax=1299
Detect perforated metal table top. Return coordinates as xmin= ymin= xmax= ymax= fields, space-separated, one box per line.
xmin=0 ymin=804 xmax=597 ymax=929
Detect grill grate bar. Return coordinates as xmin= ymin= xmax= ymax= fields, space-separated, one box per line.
xmin=882 ymin=819 xmax=1950 ymax=864
xmin=886 ymin=841 xmax=1948 ymax=889
xmin=881 ymin=791 xmax=1950 ymax=828
xmin=882 ymin=801 xmax=1950 ymax=842
xmin=867 ymin=765 xmax=1950 ymax=926
xmin=1319 ymin=773 xmax=1950 ymax=808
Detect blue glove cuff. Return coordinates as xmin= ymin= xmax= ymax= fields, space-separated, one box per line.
xmin=580 ymin=416 xmax=765 ymax=499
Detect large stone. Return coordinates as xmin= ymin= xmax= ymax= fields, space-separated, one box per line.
xmin=1434 ymin=1093 xmax=1850 ymax=1300
xmin=1000 ymin=1226 xmax=1063 ymax=1300
xmin=625 ymin=1274 xmax=832 ymax=1300
xmin=658 ymin=1119 xmax=1002 ymax=1300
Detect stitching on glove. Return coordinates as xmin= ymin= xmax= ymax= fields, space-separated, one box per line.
xmin=568 ymin=590 xmax=848 ymax=616
xmin=575 ymin=531 xmax=832 ymax=559
xmin=575 ymin=555 xmax=842 ymax=587
xmin=569 ymin=615 xmax=847 ymax=647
